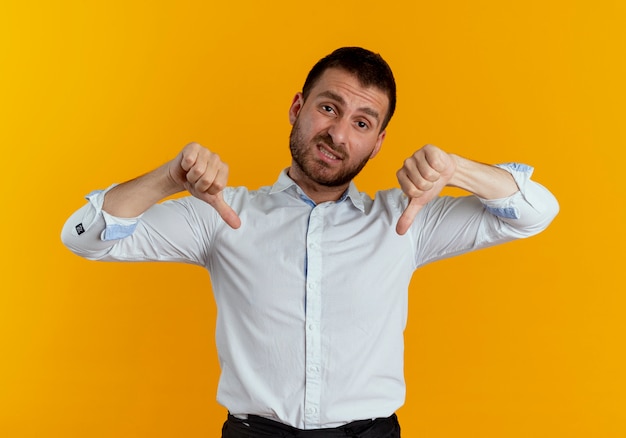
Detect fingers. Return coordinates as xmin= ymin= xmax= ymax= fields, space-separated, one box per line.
xmin=180 ymin=143 xmax=228 ymax=196
xmin=187 ymin=185 xmax=241 ymax=230
xmin=397 ymin=145 xmax=448 ymax=197
xmin=208 ymin=193 xmax=242 ymax=230
xmin=395 ymin=144 xmax=456 ymax=235
xmin=396 ymin=198 xmax=423 ymax=235
xmin=179 ymin=142 xmax=241 ymax=229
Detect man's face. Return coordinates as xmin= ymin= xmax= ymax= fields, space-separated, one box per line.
xmin=288 ymin=68 xmax=388 ymax=188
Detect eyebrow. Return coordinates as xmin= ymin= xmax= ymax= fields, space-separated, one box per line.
xmin=317 ymin=90 xmax=381 ymax=123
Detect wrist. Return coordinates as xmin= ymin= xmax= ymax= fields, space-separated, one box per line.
xmin=103 ymin=164 xmax=184 ymax=217
xmin=447 ymin=155 xmax=518 ymax=199
xmin=160 ymin=162 xmax=186 ymax=197
xmin=447 ymin=154 xmax=467 ymax=189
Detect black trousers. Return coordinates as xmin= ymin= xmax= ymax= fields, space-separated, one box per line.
xmin=222 ymin=413 xmax=401 ymax=438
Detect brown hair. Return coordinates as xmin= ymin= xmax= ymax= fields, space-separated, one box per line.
xmin=302 ymin=47 xmax=397 ymax=132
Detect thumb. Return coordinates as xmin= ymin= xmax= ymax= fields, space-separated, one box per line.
xmin=396 ymin=197 xmax=425 ymax=235
xmin=208 ymin=193 xmax=241 ymax=230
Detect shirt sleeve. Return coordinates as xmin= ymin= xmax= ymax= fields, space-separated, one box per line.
xmin=410 ymin=162 xmax=559 ymax=268
xmin=60 ymin=185 xmax=220 ymax=266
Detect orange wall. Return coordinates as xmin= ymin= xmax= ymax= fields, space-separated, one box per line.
xmin=2 ymin=1 xmax=625 ymax=437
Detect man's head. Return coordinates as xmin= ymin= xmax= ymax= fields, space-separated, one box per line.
xmin=301 ymin=47 xmax=396 ymax=132
xmin=286 ymin=47 xmax=396 ymax=199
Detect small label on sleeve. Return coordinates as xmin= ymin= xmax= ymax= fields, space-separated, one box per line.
xmin=75 ymin=223 xmax=85 ymax=235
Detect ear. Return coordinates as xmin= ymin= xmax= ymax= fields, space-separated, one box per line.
xmin=369 ymin=130 xmax=386 ymax=159
xmin=289 ymin=93 xmax=304 ymax=125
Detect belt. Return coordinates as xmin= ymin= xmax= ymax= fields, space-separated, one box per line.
xmin=225 ymin=413 xmax=399 ymax=437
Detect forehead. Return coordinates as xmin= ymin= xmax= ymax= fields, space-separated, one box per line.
xmin=308 ymin=68 xmax=389 ymax=115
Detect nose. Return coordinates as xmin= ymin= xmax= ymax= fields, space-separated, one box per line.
xmin=327 ymin=117 xmax=349 ymax=146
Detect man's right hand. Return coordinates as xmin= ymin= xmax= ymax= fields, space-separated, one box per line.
xmin=168 ymin=142 xmax=241 ymax=229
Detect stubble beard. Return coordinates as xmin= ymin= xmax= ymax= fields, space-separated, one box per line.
xmin=288 ymin=119 xmax=370 ymax=188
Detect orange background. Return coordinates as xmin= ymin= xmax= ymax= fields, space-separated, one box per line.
xmin=2 ymin=1 xmax=625 ymax=437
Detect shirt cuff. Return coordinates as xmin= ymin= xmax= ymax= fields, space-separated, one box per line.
xmin=478 ymin=163 xmax=534 ymax=220
xmin=86 ymin=186 xmax=141 ymax=241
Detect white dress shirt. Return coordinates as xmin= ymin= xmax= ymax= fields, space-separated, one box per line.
xmin=61 ymin=163 xmax=558 ymax=429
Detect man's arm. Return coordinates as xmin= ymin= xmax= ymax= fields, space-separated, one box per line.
xmin=61 ymin=143 xmax=240 ymax=260
xmin=103 ymin=142 xmax=240 ymax=228
xmin=395 ymin=144 xmax=555 ymax=235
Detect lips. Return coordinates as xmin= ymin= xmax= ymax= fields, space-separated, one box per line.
xmin=317 ymin=143 xmax=342 ymax=161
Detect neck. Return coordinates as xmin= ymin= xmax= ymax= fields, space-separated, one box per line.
xmin=287 ymin=166 xmax=349 ymax=204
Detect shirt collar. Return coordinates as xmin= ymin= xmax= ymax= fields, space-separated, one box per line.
xmin=270 ymin=169 xmax=365 ymax=213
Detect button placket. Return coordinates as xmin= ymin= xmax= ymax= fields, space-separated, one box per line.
xmin=303 ymin=206 xmax=323 ymax=427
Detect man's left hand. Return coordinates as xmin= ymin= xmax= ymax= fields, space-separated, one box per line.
xmin=395 ymin=144 xmax=457 ymax=235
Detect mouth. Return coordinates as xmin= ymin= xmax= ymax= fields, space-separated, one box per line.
xmin=317 ymin=143 xmax=342 ymax=162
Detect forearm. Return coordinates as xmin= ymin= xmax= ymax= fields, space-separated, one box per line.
xmin=447 ymin=157 xmax=559 ymax=232
xmin=61 ymin=162 xmax=182 ymax=260
xmin=412 ymin=164 xmax=559 ymax=265
xmin=449 ymin=155 xmax=519 ymax=199
xmin=458 ymin=159 xmax=559 ymax=237
xmin=61 ymin=187 xmax=215 ymax=263
xmin=103 ymin=163 xmax=183 ymax=218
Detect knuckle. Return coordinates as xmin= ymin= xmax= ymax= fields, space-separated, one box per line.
xmin=208 ymin=153 xmax=226 ymax=170
xmin=184 ymin=141 xmax=201 ymax=153
xmin=429 ymin=157 xmax=446 ymax=172
xmin=180 ymin=157 xmax=193 ymax=171
xmin=422 ymin=168 xmax=440 ymax=182
xmin=185 ymin=170 xmax=198 ymax=182
xmin=181 ymin=150 xmax=194 ymax=163
xmin=212 ymin=180 xmax=226 ymax=192
xmin=416 ymin=179 xmax=434 ymax=191
xmin=405 ymin=186 xmax=423 ymax=198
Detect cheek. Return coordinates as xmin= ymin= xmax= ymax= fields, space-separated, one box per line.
xmin=355 ymin=138 xmax=380 ymax=159
xmin=297 ymin=115 xmax=318 ymax=137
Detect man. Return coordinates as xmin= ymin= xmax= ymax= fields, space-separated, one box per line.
xmin=62 ymin=47 xmax=559 ymax=437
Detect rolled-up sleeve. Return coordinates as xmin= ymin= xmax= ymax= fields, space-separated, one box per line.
xmin=480 ymin=162 xmax=560 ymax=234
xmin=61 ymin=185 xmax=143 ymax=260
xmin=61 ymin=186 xmax=215 ymax=265
xmin=412 ymin=162 xmax=559 ymax=267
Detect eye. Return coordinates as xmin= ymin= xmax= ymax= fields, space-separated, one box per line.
xmin=321 ymin=105 xmax=336 ymax=114
xmin=356 ymin=120 xmax=369 ymax=129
